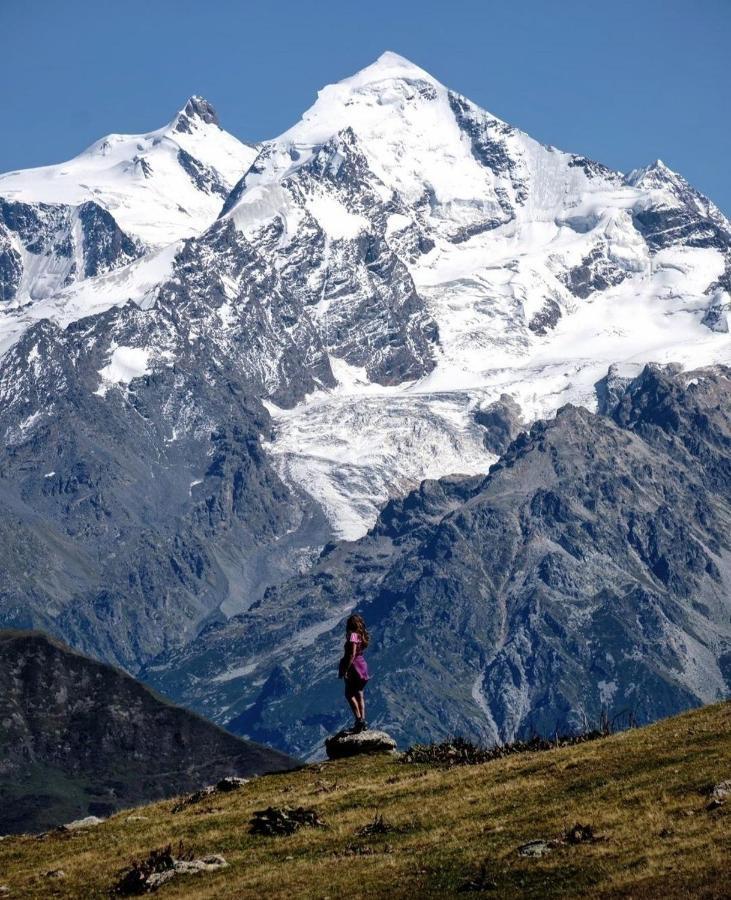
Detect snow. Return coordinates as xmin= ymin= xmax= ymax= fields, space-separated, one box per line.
xmin=305 ymin=193 xmax=367 ymax=239
xmin=223 ymin=54 xmax=731 ymax=540
xmin=95 ymin=346 xmax=152 ymax=396
xmin=211 ymin=662 xmax=259 ymax=684
xmin=0 ymin=98 xmax=257 ymax=249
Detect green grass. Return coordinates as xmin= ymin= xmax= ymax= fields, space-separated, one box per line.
xmin=1 ymin=702 xmax=729 ymax=898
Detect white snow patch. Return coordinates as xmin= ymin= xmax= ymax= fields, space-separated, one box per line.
xmin=95 ymin=346 xmax=151 ymax=396
xmin=306 ymin=193 xmax=368 ymax=239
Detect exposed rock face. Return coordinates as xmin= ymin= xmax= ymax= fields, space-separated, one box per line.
xmin=0 ymin=630 xmax=296 ymax=835
xmin=325 ymin=730 xmax=398 ymax=759
xmin=146 ymin=366 xmax=731 ymax=759
xmin=0 ymin=198 xmax=141 ymax=303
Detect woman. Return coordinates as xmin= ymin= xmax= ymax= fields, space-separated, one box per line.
xmin=338 ymin=613 xmax=370 ymax=733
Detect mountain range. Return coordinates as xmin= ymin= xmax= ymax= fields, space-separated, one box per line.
xmin=1 ymin=52 xmax=729 ymax=758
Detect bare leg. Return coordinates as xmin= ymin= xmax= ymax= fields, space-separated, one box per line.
xmin=347 ymin=694 xmax=360 ymax=721
xmin=356 ymin=690 xmax=365 ymax=722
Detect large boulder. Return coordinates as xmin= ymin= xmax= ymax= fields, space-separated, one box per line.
xmin=325 ymin=729 xmax=397 ymax=760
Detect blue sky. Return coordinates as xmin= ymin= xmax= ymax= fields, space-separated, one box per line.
xmin=2 ymin=0 xmax=729 ymax=213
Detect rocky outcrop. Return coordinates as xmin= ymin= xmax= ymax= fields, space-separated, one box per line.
xmin=0 ymin=630 xmax=296 ymax=835
xmin=325 ymin=730 xmax=398 ymax=759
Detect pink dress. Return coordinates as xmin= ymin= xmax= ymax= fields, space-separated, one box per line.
xmin=344 ymin=632 xmax=370 ymax=685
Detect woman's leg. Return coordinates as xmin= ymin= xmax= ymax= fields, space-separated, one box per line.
xmin=356 ymin=690 xmax=365 ymax=722
xmin=347 ymin=694 xmax=360 ymax=720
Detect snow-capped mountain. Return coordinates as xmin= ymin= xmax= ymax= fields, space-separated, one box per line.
xmin=1 ymin=51 xmax=730 ymax=708
xmin=6 ymin=52 xmax=728 ymax=539
xmin=0 ymin=97 xmax=257 ymax=314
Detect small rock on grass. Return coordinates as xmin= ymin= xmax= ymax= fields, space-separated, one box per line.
xmin=58 ymin=816 xmax=104 ymax=832
xmin=172 ymin=776 xmax=249 ymax=812
xmin=518 ymin=839 xmax=557 ymax=858
xmin=707 ymin=780 xmax=731 ymax=809
xmin=112 ymin=844 xmax=227 ymax=895
xmin=43 ymin=870 xmax=66 ymax=879
xmin=250 ymin=807 xmax=326 ymax=836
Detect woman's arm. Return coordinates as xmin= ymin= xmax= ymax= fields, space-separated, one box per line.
xmin=341 ymin=640 xmax=357 ymax=674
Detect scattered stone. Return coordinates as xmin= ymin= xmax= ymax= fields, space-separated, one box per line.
xmin=403 ymin=733 xmax=604 ymax=767
xmin=126 ymin=816 xmax=149 ymax=823
xmin=564 ymin=822 xmax=596 ymax=844
xmin=112 ymin=843 xmax=227 ymax=894
xmin=707 ymin=780 xmax=731 ymax=809
xmin=249 ymin=807 xmax=326 ymax=837
xmin=325 ymin=729 xmax=397 ymax=760
xmin=0 ymin=886 xmax=10 ymax=895
xmin=58 ymin=815 xmax=104 ymax=832
xmin=313 ymin=779 xmax=339 ymax=794
xmin=43 ymin=869 xmax=66 ymax=879
xmin=517 ymin=839 xmax=558 ymax=858
xmin=171 ymin=776 xmax=249 ymax=812
xmin=355 ymin=813 xmax=397 ymax=837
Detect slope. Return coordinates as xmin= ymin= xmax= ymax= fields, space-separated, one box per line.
xmin=0 ymin=701 xmax=728 ymax=898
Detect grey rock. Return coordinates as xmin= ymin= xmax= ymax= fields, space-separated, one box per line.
xmin=708 ymin=779 xmax=731 ymax=808
xmin=325 ymin=729 xmax=397 ymax=759
xmin=58 ymin=815 xmax=104 ymax=832
xmin=518 ymin=839 xmax=556 ymax=858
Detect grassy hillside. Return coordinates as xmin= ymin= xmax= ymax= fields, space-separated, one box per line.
xmin=1 ymin=702 xmax=729 ymax=898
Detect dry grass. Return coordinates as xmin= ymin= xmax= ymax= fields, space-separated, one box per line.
xmin=1 ymin=702 xmax=729 ymax=898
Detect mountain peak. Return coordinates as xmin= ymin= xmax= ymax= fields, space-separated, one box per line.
xmin=173 ymin=95 xmax=220 ymax=133
xmin=344 ymin=50 xmax=439 ymax=88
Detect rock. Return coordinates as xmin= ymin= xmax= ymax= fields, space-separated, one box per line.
xmin=249 ymin=807 xmax=326 ymax=836
xmin=58 ymin=815 xmax=104 ymax=832
xmin=0 ymin=886 xmax=10 ymax=895
xmin=43 ymin=869 xmax=66 ymax=879
xmin=214 ymin=776 xmax=249 ymax=792
xmin=126 ymin=816 xmax=149 ymax=823
xmin=517 ymin=839 xmax=556 ymax=858
xmin=113 ymin=845 xmax=227 ymax=894
xmin=707 ymin=780 xmax=731 ymax=809
xmin=170 ymin=855 xmax=228 ymax=875
xmin=325 ymin=729 xmax=397 ymax=760
xmin=172 ymin=775 xmax=249 ymax=812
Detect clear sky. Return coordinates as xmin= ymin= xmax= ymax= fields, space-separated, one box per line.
xmin=2 ymin=0 xmax=729 ymax=213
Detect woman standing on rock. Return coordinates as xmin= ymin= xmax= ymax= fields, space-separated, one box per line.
xmin=339 ymin=613 xmax=370 ymax=732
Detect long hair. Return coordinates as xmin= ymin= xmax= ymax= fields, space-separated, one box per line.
xmin=346 ymin=613 xmax=370 ymax=649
